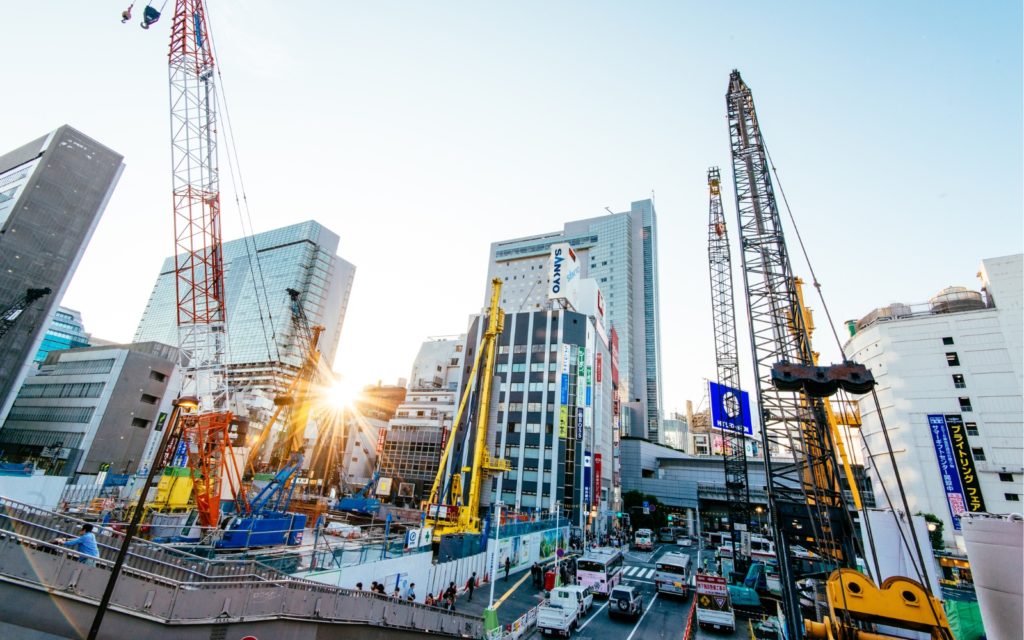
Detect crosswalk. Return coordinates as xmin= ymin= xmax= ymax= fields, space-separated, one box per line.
xmin=622 ymin=566 xmax=656 ymax=580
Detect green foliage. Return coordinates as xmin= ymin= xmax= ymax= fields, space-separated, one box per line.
xmin=917 ymin=512 xmax=945 ymax=551
xmin=622 ymin=490 xmax=667 ymax=529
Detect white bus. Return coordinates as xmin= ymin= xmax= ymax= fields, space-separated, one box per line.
xmin=654 ymin=551 xmax=692 ymax=597
xmin=576 ymin=547 xmax=624 ymax=596
xmin=633 ymin=528 xmax=654 ymax=551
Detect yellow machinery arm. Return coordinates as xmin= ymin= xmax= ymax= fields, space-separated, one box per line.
xmin=423 ymin=278 xmax=510 ymax=535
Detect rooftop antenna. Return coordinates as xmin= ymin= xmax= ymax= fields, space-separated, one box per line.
xmin=604 ymin=206 xmax=614 ymax=214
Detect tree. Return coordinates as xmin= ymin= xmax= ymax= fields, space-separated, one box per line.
xmin=917 ymin=512 xmax=944 ymax=551
xmin=622 ymin=490 xmax=667 ymax=530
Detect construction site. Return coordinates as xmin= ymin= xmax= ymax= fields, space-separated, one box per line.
xmin=0 ymin=2 xmax=1020 ymax=640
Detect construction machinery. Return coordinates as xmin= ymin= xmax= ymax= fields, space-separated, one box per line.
xmin=422 ymin=278 xmax=510 ymax=536
xmin=706 ymin=166 xmax=753 ymax=577
xmin=336 ymin=469 xmax=381 ymax=515
xmin=0 ymin=287 xmax=51 ymax=341
xmin=724 ymin=69 xmax=952 ymax=640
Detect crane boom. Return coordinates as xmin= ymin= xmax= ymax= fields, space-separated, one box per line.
xmin=0 ymin=287 xmax=51 ymax=341
xmin=706 ymin=167 xmax=752 ymax=574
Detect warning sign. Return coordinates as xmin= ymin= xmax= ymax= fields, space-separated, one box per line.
xmin=696 ymin=574 xmax=730 ymax=611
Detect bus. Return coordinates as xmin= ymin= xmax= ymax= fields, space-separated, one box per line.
xmin=717 ymin=534 xmax=775 ymax=562
xmin=634 ymin=528 xmax=654 ymax=551
xmin=654 ymin=551 xmax=692 ymax=597
xmin=659 ymin=526 xmax=685 ymax=542
xmin=576 ymin=547 xmax=624 ymax=596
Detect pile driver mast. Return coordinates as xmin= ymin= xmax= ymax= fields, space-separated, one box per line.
xmin=706 ymin=166 xmax=752 ymax=574
xmin=424 ymin=278 xmax=510 ymax=536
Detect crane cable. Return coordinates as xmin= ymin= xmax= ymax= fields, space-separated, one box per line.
xmin=761 ymin=138 xmax=949 ymax=635
xmin=201 ymin=1 xmax=284 ymax=392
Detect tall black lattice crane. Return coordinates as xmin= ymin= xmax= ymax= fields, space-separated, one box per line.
xmin=726 ymin=69 xmax=856 ymax=640
xmin=706 ymin=167 xmax=752 ymax=575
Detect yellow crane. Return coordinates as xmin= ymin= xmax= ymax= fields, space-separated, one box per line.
xmin=422 ymin=278 xmax=510 ymax=536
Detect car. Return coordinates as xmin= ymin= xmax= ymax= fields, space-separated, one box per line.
xmin=608 ymin=585 xmax=643 ymax=620
xmin=676 ymin=536 xmax=693 ymax=547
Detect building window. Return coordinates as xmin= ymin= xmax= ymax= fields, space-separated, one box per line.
xmin=1006 ymin=494 xmax=1020 ymax=502
xmin=131 ymin=417 xmax=150 ymax=429
xmin=149 ymin=370 xmax=167 ymax=382
xmin=946 ymin=352 xmax=960 ymax=366
xmin=498 ymin=346 xmax=509 ymax=355
xmin=999 ymin=473 xmax=1014 ymax=482
xmin=140 ymin=393 xmax=159 ymax=405
xmin=958 ymin=397 xmax=973 ymax=412
xmin=971 ymin=447 xmax=986 ymax=461
xmin=966 ymin=422 xmax=979 ymax=436
xmin=952 ymin=374 xmax=966 ymax=389
xmin=942 ymin=337 xmax=954 ymax=345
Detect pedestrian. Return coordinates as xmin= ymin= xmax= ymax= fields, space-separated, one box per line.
xmin=356 ymin=582 xmax=363 ymax=591
xmin=425 ymin=592 xmax=435 ymax=607
xmin=56 ymin=523 xmax=99 ymax=566
xmin=531 ymin=562 xmax=541 ymax=587
xmin=392 ymin=587 xmax=401 ymax=599
xmin=466 ymin=572 xmax=477 ymax=602
xmin=406 ymin=582 xmax=416 ymax=602
xmin=504 ymin=557 xmax=511 ymax=581
xmin=370 ymin=580 xmax=379 ymax=593
xmin=444 ymin=581 xmax=457 ymax=609
xmin=377 ymin=583 xmax=386 ymax=595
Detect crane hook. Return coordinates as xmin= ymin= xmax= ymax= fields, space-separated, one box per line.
xmin=121 ymin=3 xmax=134 ymax=23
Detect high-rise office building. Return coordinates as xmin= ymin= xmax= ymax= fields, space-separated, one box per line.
xmin=36 ymin=307 xmax=90 ymax=363
xmin=485 ymin=200 xmax=664 ymax=442
xmin=0 ymin=126 xmax=124 ymax=427
xmin=845 ymin=254 xmax=1023 ymax=546
xmin=133 ymin=221 xmax=355 ymax=411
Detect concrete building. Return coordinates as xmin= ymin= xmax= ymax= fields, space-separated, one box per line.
xmin=35 ymin=307 xmax=90 ymax=363
xmin=133 ymin=221 xmax=355 ymax=417
xmin=449 ymin=305 xmax=616 ymax=537
xmin=485 ymin=200 xmax=664 ymax=443
xmin=377 ymin=337 xmax=467 ymax=504
xmin=0 ymin=342 xmax=181 ymax=481
xmin=844 ymin=254 xmax=1023 ymax=546
xmin=337 ymin=383 xmax=407 ymax=490
xmin=0 ymin=126 xmax=124 ymax=427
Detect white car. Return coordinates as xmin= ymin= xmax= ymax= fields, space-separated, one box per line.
xmin=676 ymin=537 xmax=693 ymax=547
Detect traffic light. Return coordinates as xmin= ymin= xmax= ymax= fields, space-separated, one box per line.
xmin=616 ymin=512 xmax=623 ymax=518
xmin=667 ymin=514 xmax=674 ymax=523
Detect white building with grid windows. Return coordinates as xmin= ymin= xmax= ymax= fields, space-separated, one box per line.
xmin=844 ymin=254 xmax=1023 ymax=547
xmin=484 ymin=200 xmax=664 ymax=443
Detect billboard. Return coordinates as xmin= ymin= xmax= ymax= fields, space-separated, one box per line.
xmin=548 ymin=242 xmax=581 ymax=307
xmin=559 ymin=406 xmax=568 ymax=438
xmin=709 ymin=381 xmax=754 ymax=436
xmin=927 ymin=414 xmax=968 ymax=530
xmin=583 ymin=452 xmax=592 ymax=507
xmin=944 ymin=415 xmax=986 ymax=513
xmin=594 ymin=454 xmax=602 ymax=505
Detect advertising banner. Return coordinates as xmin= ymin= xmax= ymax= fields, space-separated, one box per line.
xmin=696 ymin=574 xmax=730 ymax=611
xmin=943 ymin=414 xmax=987 ymax=513
xmin=548 ymin=243 xmax=581 ymax=306
xmin=596 ymin=353 xmax=602 ymax=383
xmin=576 ymin=407 xmax=584 ymax=439
xmin=709 ymin=381 xmax=754 ymax=436
xmin=561 ymin=344 xmax=571 ymax=375
xmin=583 ymin=452 xmax=592 ymax=507
xmin=927 ymin=414 xmax=968 ymax=530
xmin=594 ymin=454 xmax=602 ymax=504
xmin=560 ymin=373 xmax=569 ymax=405
xmin=559 ymin=406 xmax=568 ymax=438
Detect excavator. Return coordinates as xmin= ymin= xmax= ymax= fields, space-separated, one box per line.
xmin=421 ymin=278 xmax=510 ymax=538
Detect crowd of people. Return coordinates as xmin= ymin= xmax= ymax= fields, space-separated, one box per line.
xmin=354 ymin=572 xmax=481 ymax=611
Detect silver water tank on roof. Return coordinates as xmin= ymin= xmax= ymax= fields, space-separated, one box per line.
xmin=929 ymin=286 xmax=986 ymax=314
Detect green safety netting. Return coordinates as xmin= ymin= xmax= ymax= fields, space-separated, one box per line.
xmin=945 ymin=599 xmax=986 ymax=640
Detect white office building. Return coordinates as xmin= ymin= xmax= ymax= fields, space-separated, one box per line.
xmin=845 ymin=254 xmax=1023 ymax=547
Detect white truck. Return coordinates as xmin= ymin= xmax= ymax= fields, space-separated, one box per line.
xmin=695 ymin=573 xmax=736 ymax=632
xmin=537 ymin=585 xmax=593 ymax=636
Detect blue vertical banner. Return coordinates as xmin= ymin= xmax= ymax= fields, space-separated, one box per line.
xmin=583 ymin=452 xmax=592 ymax=507
xmin=561 ymin=374 xmax=569 ymax=405
xmin=927 ymin=414 xmax=967 ymax=531
xmin=709 ymin=381 xmax=754 ymax=436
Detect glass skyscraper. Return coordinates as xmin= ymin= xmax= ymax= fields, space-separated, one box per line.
xmin=485 ymin=200 xmax=664 ymax=443
xmin=35 ymin=307 xmax=90 ymax=363
xmin=133 ymin=220 xmax=355 ymax=404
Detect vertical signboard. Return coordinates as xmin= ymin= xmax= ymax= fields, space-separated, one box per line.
xmin=548 ymin=243 xmax=581 ymax=307
xmin=583 ymin=452 xmax=592 ymax=507
xmin=596 ymin=353 xmax=602 ymax=383
xmin=927 ymin=414 xmax=968 ymax=530
xmin=560 ymin=344 xmax=571 ymax=405
xmin=576 ymin=407 xmax=584 ymax=439
xmin=594 ymin=454 xmax=602 ymax=505
xmin=944 ymin=414 xmax=987 ymax=513
xmin=559 ymin=406 xmax=568 ymax=438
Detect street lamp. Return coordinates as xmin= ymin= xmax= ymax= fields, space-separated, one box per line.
xmin=87 ymin=395 xmax=197 ymax=640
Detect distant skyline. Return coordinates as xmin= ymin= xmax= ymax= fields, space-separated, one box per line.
xmin=2 ymin=1 xmax=1021 ymax=417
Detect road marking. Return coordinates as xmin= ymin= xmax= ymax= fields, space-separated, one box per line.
xmin=623 ymin=578 xmax=654 ymax=584
xmin=624 ymin=592 xmax=660 ymax=640
xmin=577 ymin=600 xmax=609 ymax=630
xmin=492 ymin=571 xmax=532 ymax=609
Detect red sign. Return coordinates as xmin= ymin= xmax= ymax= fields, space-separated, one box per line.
xmin=594 ymin=454 xmax=602 ymax=503
xmin=596 ymin=353 xmax=602 ymax=383
xmin=609 ymin=328 xmax=620 ymax=388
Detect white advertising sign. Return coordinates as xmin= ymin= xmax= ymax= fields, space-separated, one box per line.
xmin=548 ymin=242 xmax=581 ymax=308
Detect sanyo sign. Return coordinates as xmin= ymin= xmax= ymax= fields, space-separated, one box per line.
xmin=548 ymin=242 xmax=581 ymax=306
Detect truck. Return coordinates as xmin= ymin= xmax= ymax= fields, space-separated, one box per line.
xmin=537 ymin=585 xmax=593 ymax=636
xmin=695 ymin=573 xmax=735 ymax=632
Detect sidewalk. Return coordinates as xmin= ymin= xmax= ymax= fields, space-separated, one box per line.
xmin=445 ymin=569 xmax=544 ymax=627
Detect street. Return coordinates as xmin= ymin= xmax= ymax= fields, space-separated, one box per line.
xmin=464 ymin=542 xmax=752 ymax=640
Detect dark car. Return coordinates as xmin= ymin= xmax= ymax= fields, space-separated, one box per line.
xmin=608 ymin=585 xmax=643 ymax=620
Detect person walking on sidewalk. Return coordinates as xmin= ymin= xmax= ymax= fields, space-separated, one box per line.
xmin=444 ymin=582 xmax=457 ymax=609
xmin=466 ymin=572 xmax=477 ymax=602
xmin=504 ymin=556 xmax=511 ymax=581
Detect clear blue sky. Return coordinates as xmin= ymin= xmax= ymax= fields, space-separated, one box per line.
xmin=2 ymin=1 xmax=1021 ymax=416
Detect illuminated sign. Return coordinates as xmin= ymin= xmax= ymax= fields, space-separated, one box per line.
xmin=709 ymin=381 xmax=753 ymax=436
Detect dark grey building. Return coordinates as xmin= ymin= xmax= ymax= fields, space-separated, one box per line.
xmin=0 ymin=126 xmax=124 ymax=426
xmin=0 ymin=342 xmax=181 ymax=479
